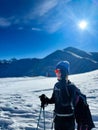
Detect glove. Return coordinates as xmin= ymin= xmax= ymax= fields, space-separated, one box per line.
xmin=39 ymin=94 xmax=48 ymax=108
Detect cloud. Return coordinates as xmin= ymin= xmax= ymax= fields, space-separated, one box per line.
xmin=28 ymin=0 xmax=58 ymax=19
xmin=39 ymin=0 xmax=72 ymax=33
xmin=44 ymin=21 xmax=64 ymax=33
xmin=0 ymin=16 xmax=20 ymax=28
xmin=0 ymin=18 xmax=11 ymax=27
xmin=27 ymin=0 xmax=71 ymax=33
xmin=35 ymin=0 xmax=58 ymax=17
xmin=32 ymin=28 xmax=41 ymax=31
xmin=0 ymin=0 xmax=72 ymax=32
xmin=28 ymin=0 xmax=71 ymax=19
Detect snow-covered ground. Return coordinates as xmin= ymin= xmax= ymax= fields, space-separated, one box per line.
xmin=0 ymin=70 xmax=98 ymax=130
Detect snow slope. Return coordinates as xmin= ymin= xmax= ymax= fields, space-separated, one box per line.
xmin=0 ymin=70 xmax=98 ymax=130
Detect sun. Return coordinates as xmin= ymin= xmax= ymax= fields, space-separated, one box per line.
xmin=78 ymin=20 xmax=88 ymax=30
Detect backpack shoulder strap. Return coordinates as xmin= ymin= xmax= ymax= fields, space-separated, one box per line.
xmin=65 ymin=84 xmax=70 ymax=97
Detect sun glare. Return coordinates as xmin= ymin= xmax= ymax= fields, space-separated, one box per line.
xmin=78 ymin=20 xmax=88 ymax=30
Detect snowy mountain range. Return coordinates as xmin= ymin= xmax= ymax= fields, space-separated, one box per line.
xmin=0 ymin=47 xmax=98 ymax=77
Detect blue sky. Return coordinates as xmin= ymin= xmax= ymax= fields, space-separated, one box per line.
xmin=0 ymin=0 xmax=98 ymax=60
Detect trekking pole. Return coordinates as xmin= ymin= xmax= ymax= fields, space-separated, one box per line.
xmin=51 ymin=111 xmax=55 ymax=130
xmin=43 ymin=106 xmax=45 ymax=130
xmin=36 ymin=102 xmax=46 ymax=130
xmin=51 ymin=121 xmax=53 ymax=130
xmin=36 ymin=106 xmax=42 ymax=130
xmin=37 ymin=94 xmax=47 ymax=130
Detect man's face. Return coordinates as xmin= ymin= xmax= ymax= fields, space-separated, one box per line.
xmin=55 ymin=69 xmax=61 ymax=80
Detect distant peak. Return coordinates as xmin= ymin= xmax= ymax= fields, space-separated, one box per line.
xmin=63 ymin=46 xmax=93 ymax=58
xmin=63 ymin=47 xmax=80 ymax=51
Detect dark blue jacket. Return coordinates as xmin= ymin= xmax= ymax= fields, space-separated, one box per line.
xmin=48 ymin=80 xmax=80 ymax=115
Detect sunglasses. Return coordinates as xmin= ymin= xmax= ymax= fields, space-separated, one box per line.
xmin=54 ymin=69 xmax=61 ymax=73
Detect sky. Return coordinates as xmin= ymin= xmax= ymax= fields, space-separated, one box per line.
xmin=0 ymin=0 xmax=98 ymax=60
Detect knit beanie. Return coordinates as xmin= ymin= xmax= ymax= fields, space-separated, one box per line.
xmin=56 ymin=61 xmax=70 ymax=78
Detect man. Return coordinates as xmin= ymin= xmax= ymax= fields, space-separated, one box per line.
xmin=40 ymin=61 xmax=95 ymax=130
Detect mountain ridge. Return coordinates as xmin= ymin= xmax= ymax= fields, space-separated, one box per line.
xmin=0 ymin=47 xmax=98 ymax=77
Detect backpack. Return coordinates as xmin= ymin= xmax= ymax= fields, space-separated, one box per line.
xmin=75 ymin=94 xmax=95 ymax=130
